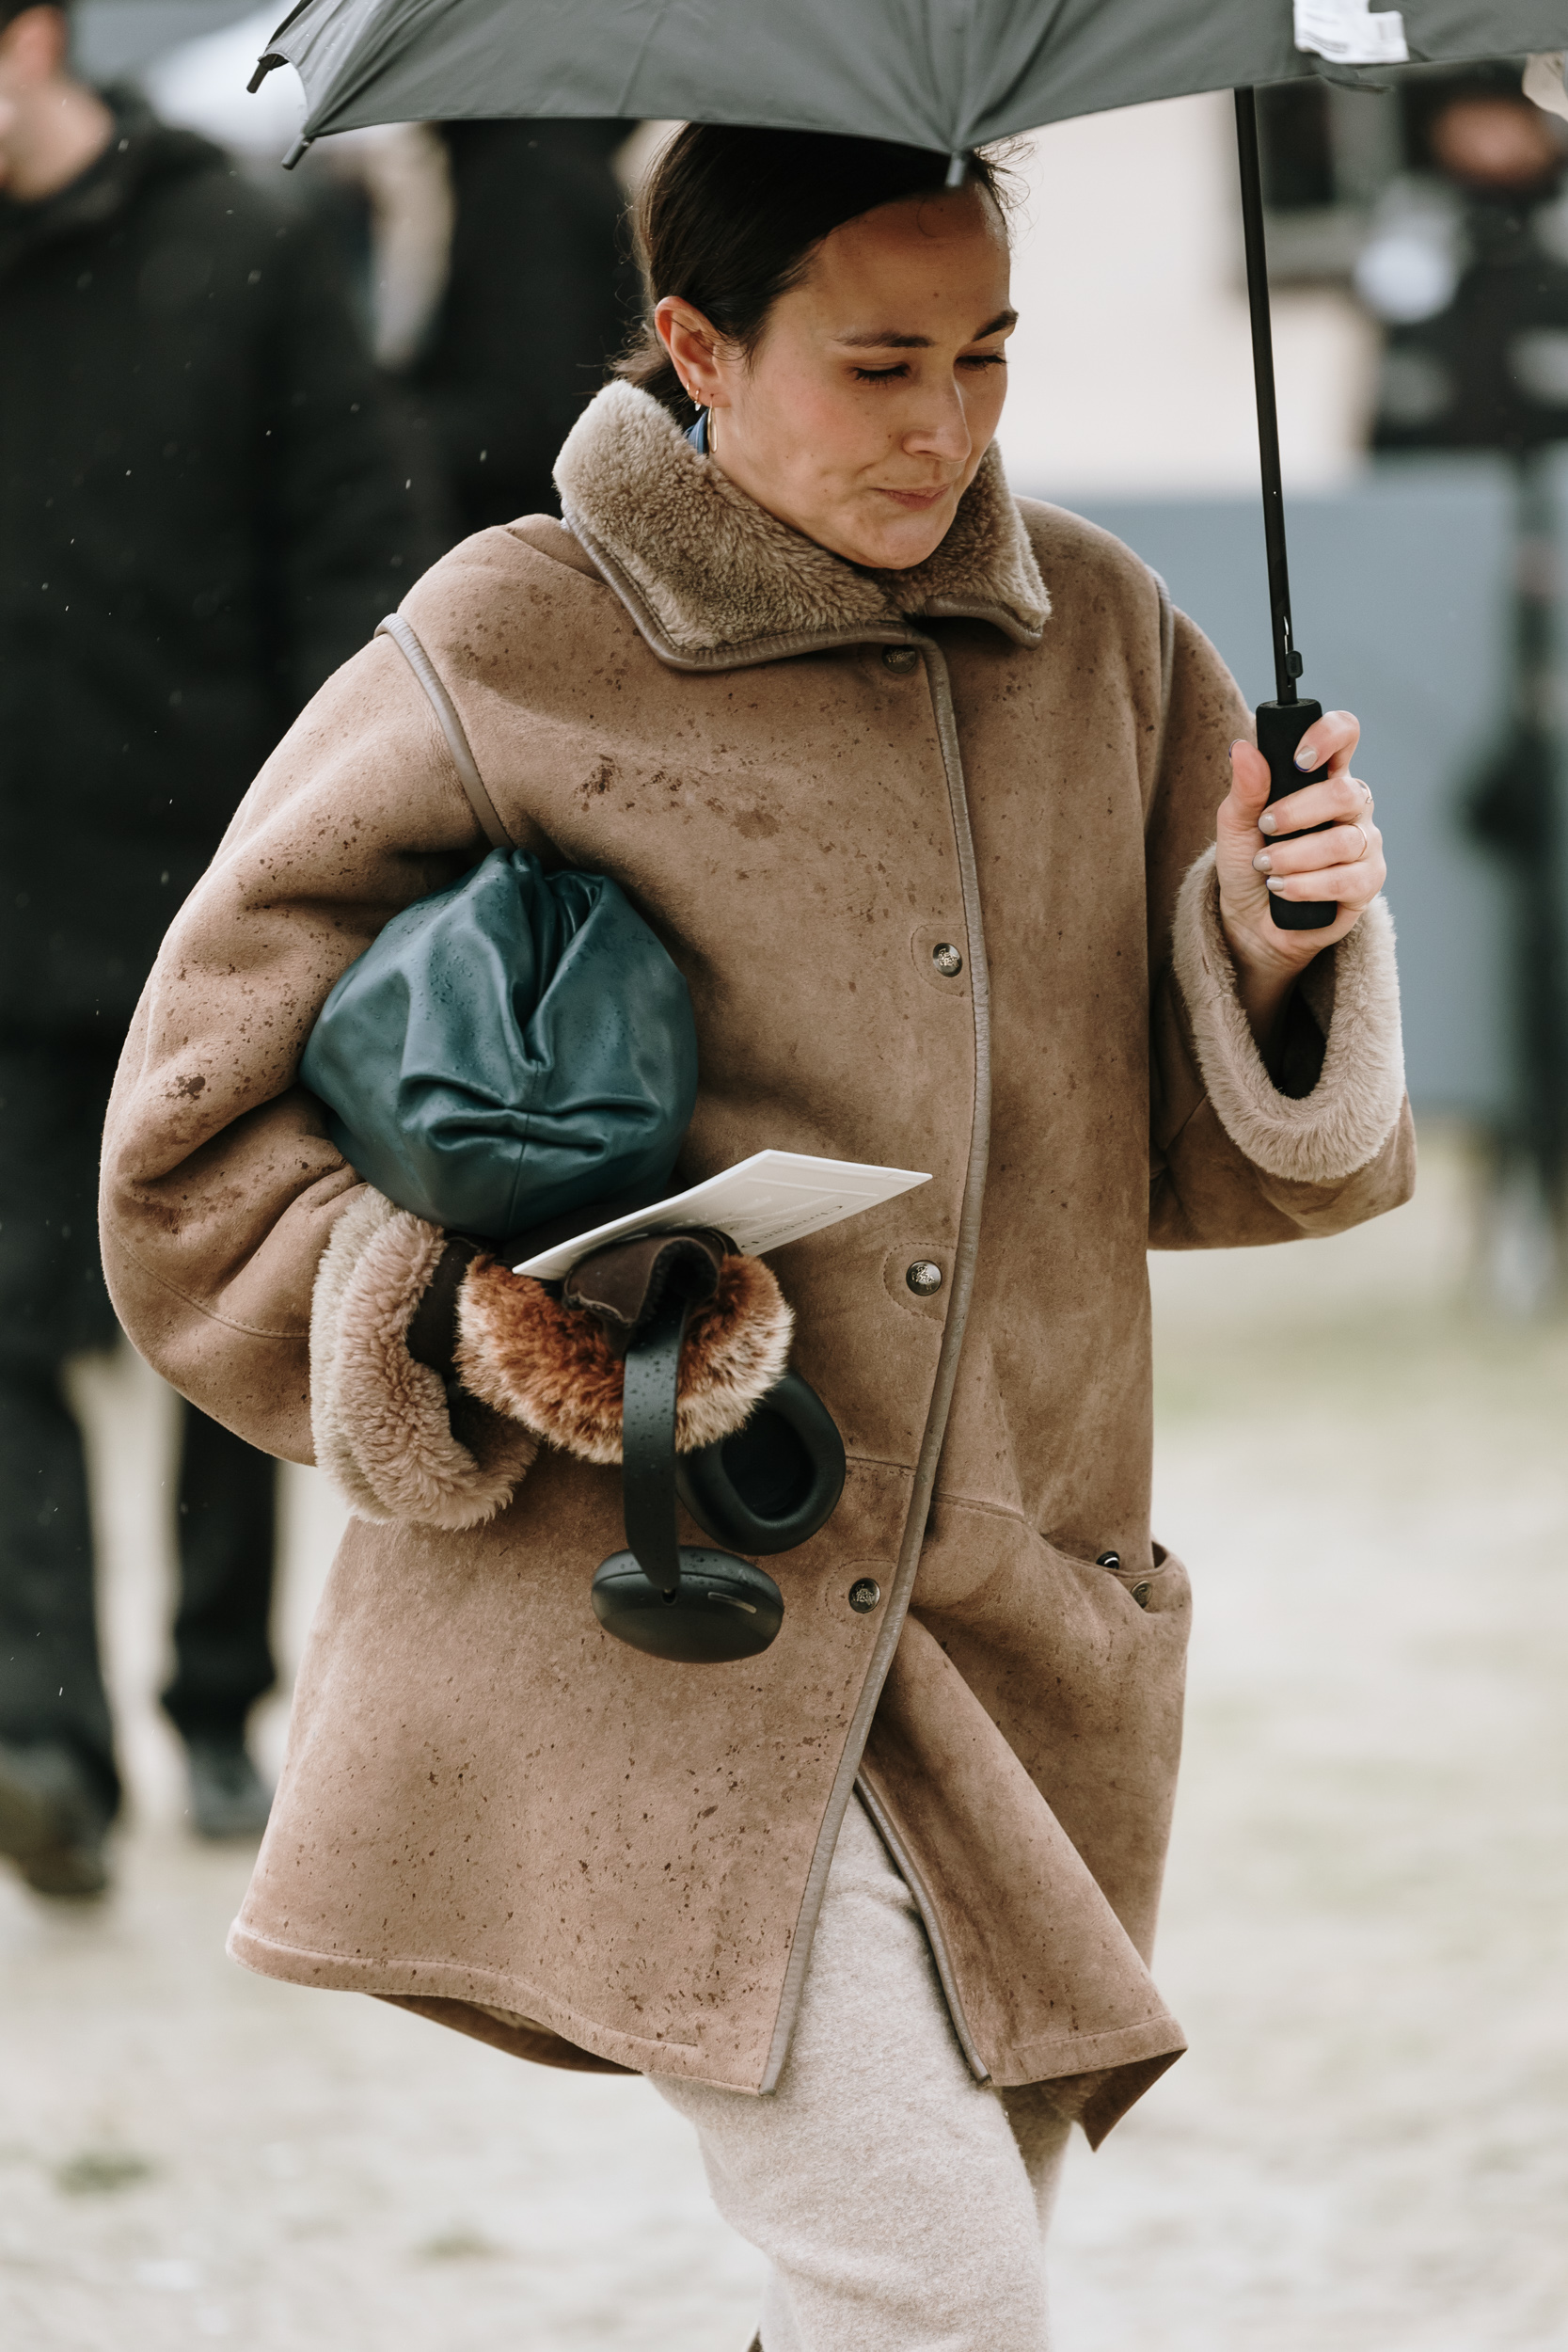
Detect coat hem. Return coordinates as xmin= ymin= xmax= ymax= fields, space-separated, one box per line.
xmin=990 ymin=2014 xmax=1188 ymax=2082
xmin=226 ymin=1920 xmax=773 ymax=2089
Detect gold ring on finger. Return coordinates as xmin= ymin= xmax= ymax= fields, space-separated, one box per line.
xmin=1350 ymin=821 xmax=1370 ymax=861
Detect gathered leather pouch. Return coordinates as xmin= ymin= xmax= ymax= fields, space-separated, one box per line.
xmin=301 ymin=849 xmax=698 ymax=1242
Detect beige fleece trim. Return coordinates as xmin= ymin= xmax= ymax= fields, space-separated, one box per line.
xmin=1171 ymin=848 xmax=1405 ymax=1185
xmin=309 ymin=1189 xmax=399 ymax=1520
xmin=310 ymin=1190 xmax=533 ymax=1528
xmin=553 ymin=381 xmax=1048 ymax=661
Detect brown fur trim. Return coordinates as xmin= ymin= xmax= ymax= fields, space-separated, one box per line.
xmin=310 ymin=1191 xmax=533 ymax=1527
xmin=455 ymin=1251 xmax=794 ymax=1466
xmin=553 ymin=381 xmax=1048 ymax=662
xmin=1171 ymin=847 xmax=1406 ymax=1185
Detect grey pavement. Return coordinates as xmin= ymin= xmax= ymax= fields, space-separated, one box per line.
xmin=3 ymin=1124 xmax=1565 ymax=2351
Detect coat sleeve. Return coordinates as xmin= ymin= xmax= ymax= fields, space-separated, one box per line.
xmin=1145 ymin=606 xmax=1416 ymax=1249
xmin=97 ymin=635 xmax=488 ymax=1461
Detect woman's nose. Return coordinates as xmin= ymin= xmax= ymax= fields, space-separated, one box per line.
xmin=903 ymin=382 xmax=973 ymax=464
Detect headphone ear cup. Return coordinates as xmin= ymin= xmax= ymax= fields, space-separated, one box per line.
xmin=675 ymin=1370 xmax=846 ymax=1556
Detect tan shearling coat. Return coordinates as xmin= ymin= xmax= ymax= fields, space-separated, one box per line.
xmin=100 ymin=384 xmax=1414 ymax=2144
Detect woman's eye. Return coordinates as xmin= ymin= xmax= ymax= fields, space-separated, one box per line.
xmin=852 ymin=364 xmax=910 ymax=384
xmin=960 ymin=351 xmax=1008 ymax=371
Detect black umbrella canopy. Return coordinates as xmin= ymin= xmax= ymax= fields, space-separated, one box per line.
xmin=254 ymin=0 xmax=1568 ymax=920
xmin=260 ymin=0 xmax=1563 ymax=152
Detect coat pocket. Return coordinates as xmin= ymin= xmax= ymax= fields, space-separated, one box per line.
xmin=1095 ymin=1539 xmax=1183 ymax=1613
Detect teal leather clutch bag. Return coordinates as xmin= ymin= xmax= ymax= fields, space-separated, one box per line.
xmin=300 ymin=849 xmax=698 ymax=1244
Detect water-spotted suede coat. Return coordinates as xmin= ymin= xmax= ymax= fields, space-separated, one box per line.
xmin=101 ymin=383 xmax=1413 ymax=2144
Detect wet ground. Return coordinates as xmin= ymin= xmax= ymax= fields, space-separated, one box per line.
xmin=4 ymin=1128 xmax=1566 ymax=2351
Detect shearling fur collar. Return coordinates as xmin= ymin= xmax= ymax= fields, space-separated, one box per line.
xmin=553 ymin=380 xmax=1049 ymax=668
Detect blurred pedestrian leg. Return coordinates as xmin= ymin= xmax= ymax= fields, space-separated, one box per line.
xmin=165 ymin=1403 xmax=278 ymax=1839
xmin=0 ymin=1040 xmax=280 ymax=1889
xmin=652 ymin=1796 xmax=1069 ymax=2352
xmin=0 ymin=1037 xmax=123 ymax=1888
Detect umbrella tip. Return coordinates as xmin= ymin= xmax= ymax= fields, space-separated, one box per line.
xmin=944 ymin=151 xmax=968 ymax=189
xmin=281 ymin=134 xmax=313 ymax=170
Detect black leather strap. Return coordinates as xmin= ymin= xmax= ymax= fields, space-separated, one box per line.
xmin=406 ymin=1236 xmax=481 ymax=1392
xmin=619 ymin=1295 xmax=688 ymax=1596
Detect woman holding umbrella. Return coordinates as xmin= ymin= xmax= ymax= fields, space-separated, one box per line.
xmin=101 ymin=127 xmax=1409 ymax=2349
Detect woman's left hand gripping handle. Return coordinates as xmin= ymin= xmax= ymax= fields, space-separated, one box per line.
xmin=1216 ymin=708 xmax=1387 ymax=1051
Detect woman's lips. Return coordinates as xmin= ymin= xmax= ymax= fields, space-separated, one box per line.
xmin=875 ymin=485 xmax=955 ymax=511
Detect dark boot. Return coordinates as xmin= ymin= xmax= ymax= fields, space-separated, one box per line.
xmin=184 ymin=1735 xmax=273 ymax=1840
xmin=0 ymin=1739 xmax=110 ymax=1897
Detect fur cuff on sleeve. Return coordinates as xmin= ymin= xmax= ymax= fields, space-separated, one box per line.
xmin=1171 ymin=847 xmax=1405 ymax=1184
xmin=310 ymin=1190 xmax=534 ymax=1528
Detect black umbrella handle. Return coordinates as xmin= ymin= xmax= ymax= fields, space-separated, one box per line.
xmin=620 ymin=1295 xmax=688 ymax=1596
xmin=1235 ymin=91 xmax=1337 ymax=935
xmin=1257 ymin=698 xmax=1338 ymax=933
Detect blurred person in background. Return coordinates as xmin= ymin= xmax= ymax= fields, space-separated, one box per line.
xmin=1356 ymin=61 xmax=1568 ymax=1276
xmin=1358 ymin=61 xmax=1568 ymax=452
xmin=0 ymin=0 xmax=445 ymax=1898
xmin=405 ymin=117 xmax=638 ymax=533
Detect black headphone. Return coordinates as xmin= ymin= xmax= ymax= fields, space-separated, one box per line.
xmin=592 ymin=1298 xmax=846 ymax=1664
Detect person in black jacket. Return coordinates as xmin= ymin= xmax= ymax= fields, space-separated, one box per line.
xmin=0 ymin=0 xmax=448 ymax=1897
xmin=407 ymin=117 xmax=638 ymax=533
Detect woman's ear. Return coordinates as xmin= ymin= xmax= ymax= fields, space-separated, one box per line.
xmin=654 ymin=296 xmax=729 ymax=410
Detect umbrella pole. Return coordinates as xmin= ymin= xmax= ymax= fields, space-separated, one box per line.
xmin=1234 ymin=87 xmax=1337 ymax=931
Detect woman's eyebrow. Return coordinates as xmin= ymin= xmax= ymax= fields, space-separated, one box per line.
xmin=834 ymin=309 xmax=1018 ymax=351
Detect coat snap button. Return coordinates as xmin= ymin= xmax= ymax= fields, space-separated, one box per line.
xmin=848 ymin=1578 xmax=881 ymax=1613
xmin=1097 ymin=1551 xmax=1120 ymax=1570
xmin=882 ymin=645 xmax=919 ymax=675
xmin=931 ymin=943 xmax=963 ymax=977
xmin=1131 ymin=1581 xmax=1151 ymax=1608
xmin=906 ymin=1261 xmax=943 ymax=1295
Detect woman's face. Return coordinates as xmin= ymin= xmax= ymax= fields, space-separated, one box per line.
xmin=657 ymin=185 xmax=1015 ymax=571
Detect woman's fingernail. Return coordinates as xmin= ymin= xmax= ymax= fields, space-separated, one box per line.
xmin=1228 ymin=738 xmax=1245 ymax=756
xmin=1259 ymin=811 xmax=1278 ymax=834
xmin=1253 ymin=850 xmax=1272 ymax=872
xmin=1266 ymin=877 xmax=1287 ymax=893
xmin=1294 ymin=741 xmax=1318 ymax=769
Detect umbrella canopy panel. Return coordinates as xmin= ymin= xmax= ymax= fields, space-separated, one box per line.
xmin=262 ymin=0 xmax=1568 ymax=153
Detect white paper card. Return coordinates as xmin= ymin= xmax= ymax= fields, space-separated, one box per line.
xmin=1294 ymin=0 xmax=1407 ymax=66
xmin=513 ymin=1151 xmax=931 ymax=1279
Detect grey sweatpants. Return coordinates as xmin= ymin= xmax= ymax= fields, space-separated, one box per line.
xmin=652 ymin=1793 xmax=1072 ymax=2352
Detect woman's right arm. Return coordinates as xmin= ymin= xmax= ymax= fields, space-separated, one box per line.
xmin=98 ymin=634 xmax=488 ymax=1462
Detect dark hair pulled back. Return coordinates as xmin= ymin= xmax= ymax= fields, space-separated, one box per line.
xmin=618 ymin=126 xmax=1017 ymax=425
